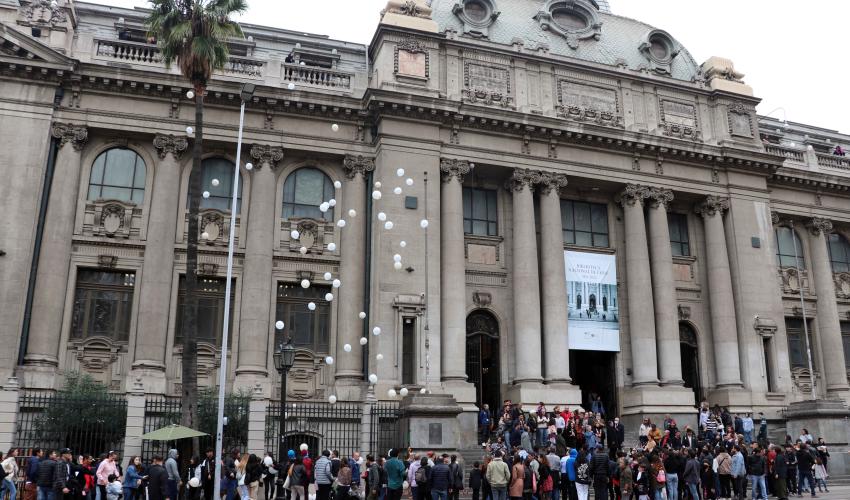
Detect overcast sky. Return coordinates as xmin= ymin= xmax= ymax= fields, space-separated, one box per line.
xmin=97 ymin=0 xmax=849 ymax=133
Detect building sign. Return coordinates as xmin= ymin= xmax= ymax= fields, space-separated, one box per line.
xmin=565 ymin=250 xmax=619 ymax=351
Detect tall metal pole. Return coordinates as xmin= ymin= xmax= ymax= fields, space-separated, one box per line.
xmin=791 ymin=226 xmax=817 ymax=400
xmin=212 ymin=97 xmax=246 ymax=500
xmin=276 ymin=354 xmax=288 ymax=500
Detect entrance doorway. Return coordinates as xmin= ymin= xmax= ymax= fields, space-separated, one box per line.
xmin=679 ymin=322 xmax=701 ymax=406
xmin=569 ymin=350 xmax=617 ymax=417
xmin=466 ymin=310 xmax=501 ymax=412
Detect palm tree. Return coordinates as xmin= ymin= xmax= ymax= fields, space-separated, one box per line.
xmin=146 ymin=0 xmax=247 ymax=450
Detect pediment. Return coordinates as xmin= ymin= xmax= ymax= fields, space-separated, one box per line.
xmin=0 ymin=22 xmax=75 ymax=69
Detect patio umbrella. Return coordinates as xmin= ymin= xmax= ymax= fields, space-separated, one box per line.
xmin=141 ymin=424 xmax=208 ymax=441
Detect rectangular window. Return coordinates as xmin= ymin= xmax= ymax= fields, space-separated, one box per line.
xmin=785 ymin=318 xmax=814 ymax=369
xmin=275 ymin=282 xmax=331 ymax=353
xmin=174 ymin=276 xmax=234 ymax=346
xmin=763 ymin=337 xmax=775 ymax=393
xmin=561 ymin=200 xmax=609 ymax=248
xmin=668 ymin=213 xmax=690 ymax=257
xmin=71 ymin=269 xmax=135 ymax=341
xmin=462 ymin=187 xmax=498 ymax=236
xmin=842 ymin=322 xmax=850 ymax=373
xmin=402 ymin=317 xmax=416 ymax=385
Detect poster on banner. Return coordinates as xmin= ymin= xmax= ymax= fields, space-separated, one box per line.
xmin=565 ymin=250 xmax=620 ymax=351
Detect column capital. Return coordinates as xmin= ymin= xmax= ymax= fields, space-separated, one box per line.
xmin=51 ymin=122 xmax=88 ymax=151
xmin=152 ymin=134 xmax=188 ymax=160
xmin=250 ymin=144 xmax=284 ymax=169
xmin=646 ymin=187 xmax=674 ymax=209
xmin=694 ymin=195 xmax=730 ymax=218
xmin=439 ymin=158 xmax=471 ymax=183
xmin=807 ymin=217 xmax=834 ymax=236
xmin=538 ymin=172 xmax=569 ymax=196
xmin=615 ymin=183 xmax=649 ymax=207
xmin=505 ymin=168 xmax=543 ymax=192
xmin=343 ymin=154 xmax=375 ymax=180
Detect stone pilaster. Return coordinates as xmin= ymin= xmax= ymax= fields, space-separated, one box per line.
xmin=695 ymin=195 xmax=742 ymax=388
xmin=646 ymin=187 xmax=684 ymax=386
xmin=806 ymin=217 xmax=850 ymax=396
xmin=439 ymin=158 xmax=470 ymax=382
xmin=247 ymin=387 xmax=269 ymax=454
xmin=131 ymin=134 xmax=187 ymax=393
xmin=24 ymin=123 xmax=88 ymax=386
xmin=234 ymin=145 xmax=283 ymax=392
xmin=0 ymin=378 xmax=20 ymax=452
xmin=335 ymin=155 xmax=374 ymax=395
xmin=122 ymin=377 xmax=146 ymax=469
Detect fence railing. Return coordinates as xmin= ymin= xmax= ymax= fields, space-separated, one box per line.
xmin=764 ymin=144 xmax=805 ymax=162
xmin=816 ymin=153 xmax=850 ymax=170
xmin=282 ymin=63 xmax=353 ymax=90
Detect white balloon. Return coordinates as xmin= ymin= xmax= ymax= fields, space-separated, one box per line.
xmin=399 ymin=387 xmax=409 ymax=396
xmin=319 ymin=202 xmax=330 ymax=212
xmin=325 ymin=356 xmax=334 ymax=365
xmin=331 ymin=123 xmax=340 ymax=132
xmin=384 ymin=221 xmax=394 ymax=230
xmin=301 ymin=279 xmax=310 ymax=288
xmin=337 ymin=219 xmax=346 ymax=227
xmin=359 ymin=312 xmax=367 ymax=319
xmin=372 ymin=326 xmax=382 ymax=336
xmin=348 ymin=209 xmax=357 ymax=217
xmin=188 ymin=477 xmax=200 ymax=488
xmin=372 ymin=191 xmax=382 ymax=200
xmin=287 ymin=82 xmax=296 ymax=91
xmin=245 ymin=162 xmax=253 ymax=171
xmin=420 ymin=219 xmax=429 ymax=228
xmin=291 ymin=230 xmax=300 ymax=240
xmin=368 ymin=374 xmax=378 ymax=384
xmin=388 ymin=389 xmax=397 ymax=397
xmin=396 ymin=168 xmax=405 ymax=177
xmin=201 ymin=231 xmax=209 ymax=240
xmin=393 ymin=187 xmax=403 ymax=195
xmin=275 ymin=320 xmax=285 ymax=330
xmin=323 ymin=272 xmax=332 ymax=280
xmin=186 ymin=90 xmax=195 ymax=99
xmin=393 ymin=254 xmax=402 ymax=262
xmin=325 ymin=293 xmax=334 ymax=301
xmin=334 ymin=180 xmax=342 ymax=189
xmin=327 ymin=242 xmax=337 ymax=251
xmin=394 ymin=262 xmax=403 ymax=270
xmin=377 ymin=212 xmax=387 ymax=221
xmin=211 ymin=178 xmax=220 ymax=187
xmin=186 ymin=126 xmax=194 ymax=135
xmin=332 ymin=279 xmax=341 ymax=288
xmin=343 ymin=343 xmax=352 ymax=352
xmin=308 ymin=302 xmax=316 ymax=311
xmin=376 ymin=353 xmax=384 ymax=361
xmin=299 ymin=246 xmax=307 ymax=255
xmin=374 ymin=181 xmax=382 ymax=189
xmin=202 ymin=191 xmax=210 ymax=198
xmin=399 ymin=241 xmax=407 ymax=248
xmin=328 ymin=394 xmax=337 ymax=404
xmin=406 ymin=178 xmax=414 ymax=186
xmin=359 ymin=337 xmax=368 ymax=346
xmin=328 ymin=199 xmax=337 ymax=207
xmin=419 ymin=388 xmax=426 ymax=394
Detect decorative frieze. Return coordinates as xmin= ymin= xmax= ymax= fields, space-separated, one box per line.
xmin=152 ymin=134 xmax=188 ymax=160
xmin=646 ymin=187 xmax=674 ymax=209
xmin=343 ymin=154 xmax=375 ymax=180
xmin=727 ymin=101 xmax=754 ymax=138
xmin=462 ymin=62 xmax=514 ymax=109
xmin=555 ymin=79 xmax=623 ymax=128
xmin=537 ymin=172 xmax=569 ymax=196
xmin=440 ymin=158 xmax=471 ymax=183
xmin=694 ymin=196 xmax=730 ymax=218
xmin=394 ymin=37 xmax=429 ymax=79
xmin=806 ymin=217 xmax=833 ymax=236
xmin=835 ymin=273 xmax=850 ymax=299
xmin=505 ymin=168 xmax=543 ymax=192
xmin=659 ymin=99 xmax=701 ymax=142
xmin=51 ymin=122 xmax=88 ymax=151
xmin=616 ymin=184 xmax=650 ymax=207
xmin=249 ymin=144 xmax=284 ymax=169
xmin=83 ymin=200 xmax=141 ymax=239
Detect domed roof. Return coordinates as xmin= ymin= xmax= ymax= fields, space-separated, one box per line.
xmin=431 ymin=0 xmax=701 ymax=82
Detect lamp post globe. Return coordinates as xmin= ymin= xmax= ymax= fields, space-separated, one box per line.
xmin=273 ymin=338 xmax=296 ymax=500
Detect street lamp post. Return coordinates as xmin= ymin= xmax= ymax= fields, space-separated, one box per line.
xmin=273 ymin=338 xmax=296 ymax=500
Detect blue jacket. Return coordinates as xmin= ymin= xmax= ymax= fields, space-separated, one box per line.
xmin=479 ymin=410 xmax=491 ymax=426
xmin=730 ymin=453 xmax=746 ymax=478
xmin=124 ymin=464 xmax=143 ymax=489
xmin=348 ymin=459 xmax=361 ymax=485
xmin=565 ymin=449 xmax=577 ymax=482
xmin=26 ymin=456 xmax=40 ymax=482
xmin=584 ymin=431 xmax=597 ymax=450
xmin=429 ymin=463 xmax=451 ymax=492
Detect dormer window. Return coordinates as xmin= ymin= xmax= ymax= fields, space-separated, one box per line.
xmin=533 ymin=0 xmax=602 ymax=49
xmin=452 ymin=0 xmax=499 ymax=37
xmin=638 ymin=29 xmax=680 ymax=75
xmin=552 ymin=8 xmax=588 ymax=31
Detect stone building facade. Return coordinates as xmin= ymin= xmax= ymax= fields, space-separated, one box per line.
xmin=2 ymin=0 xmax=850 ymax=462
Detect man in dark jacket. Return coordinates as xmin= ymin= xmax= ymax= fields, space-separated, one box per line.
xmin=25 ymin=448 xmax=43 ymax=500
xmin=53 ymin=449 xmax=74 ymax=500
xmin=37 ymin=451 xmax=57 ymax=500
xmin=586 ymin=445 xmax=608 ymax=500
xmin=747 ymin=447 xmax=767 ymax=500
xmin=796 ymin=444 xmax=817 ymax=497
xmin=682 ymin=429 xmax=697 ymax=449
xmin=772 ymin=446 xmax=789 ymax=500
xmin=683 ymin=450 xmax=701 ymax=500
xmin=147 ymin=456 xmax=170 ymax=500
xmin=199 ymin=449 xmax=215 ymax=500
xmin=428 ymin=455 xmax=451 ymax=500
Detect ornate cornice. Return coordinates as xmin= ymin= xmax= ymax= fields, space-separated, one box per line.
xmin=505 ymin=168 xmax=543 ymax=192
xmin=250 ymin=144 xmax=284 ymax=169
xmin=51 ymin=122 xmax=88 ymax=151
xmin=646 ymin=187 xmax=674 ymax=209
xmin=152 ymin=134 xmax=188 ymax=160
xmin=439 ymin=158 xmax=471 ymax=183
xmin=615 ymin=184 xmax=650 ymax=207
xmin=694 ymin=195 xmax=730 ymax=218
xmin=807 ymin=217 xmax=833 ymax=236
xmin=538 ymin=172 xmax=569 ymax=196
xmin=343 ymin=154 xmax=375 ymax=180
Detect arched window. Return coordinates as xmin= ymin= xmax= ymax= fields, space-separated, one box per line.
xmin=199 ymin=157 xmax=242 ymax=213
xmin=775 ymin=226 xmax=805 ymax=269
xmin=828 ymin=233 xmax=850 ymax=273
xmin=88 ymin=148 xmax=146 ymax=203
xmin=282 ymin=168 xmax=334 ymax=220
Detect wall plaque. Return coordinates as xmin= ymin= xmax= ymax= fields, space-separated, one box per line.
xmin=555 ymin=80 xmax=623 ymax=128
xmin=462 ymin=62 xmax=514 ymax=108
xmin=398 ymin=50 xmax=426 ymax=78
xmin=661 ymin=100 xmax=696 ymax=128
xmin=429 ymin=423 xmax=443 ymax=444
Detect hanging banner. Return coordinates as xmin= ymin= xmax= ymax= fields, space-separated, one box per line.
xmin=565 ymin=250 xmax=620 ymax=351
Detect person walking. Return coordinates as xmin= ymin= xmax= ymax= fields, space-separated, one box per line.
xmin=147 ymin=456 xmax=169 ymax=500
xmin=448 ymin=456 xmax=463 ymax=500
xmin=573 ymin=449 xmax=590 ymax=500
xmin=336 ymin=460 xmax=352 ymax=498
xmin=469 ymin=463 xmax=482 ymax=500
xmin=587 ymin=446 xmax=608 ymax=500
xmin=36 ymin=451 xmax=57 ymax=500
xmin=315 ymin=450 xmax=335 ymax=500
xmin=2 ymin=449 xmax=20 ymax=500
xmin=429 ymin=456 xmax=450 ymax=500
xmin=682 ymin=450 xmax=700 ymax=500
xmin=262 ymin=453 xmax=277 ymax=500
xmin=385 ymin=449 xmax=405 ymax=500
xmin=164 ymin=450 xmax=180 ymax=500
xmin=746 ymin=447 xmax=767 ymax=500
xmin=772 ymin=446 xmax=788 ymax=500
xmin=796 ymin=444 xmax=817 ymax=498
xmin=24 ymin=449 xmax=42 ymax=500
xmin=486 ymin=452 xmax=510 ymax=500
xmin=509 ymin=454 xmax=525 ymax=500
xmin=480 ymin=405 xmax=492 ymax=445
xmin=288 ymin=456 xmax=307 ymax=500
xmin=122 ymin=457 xmax=143 ymax=500
xmin=714 ymin=447 xmax=732 ymax=499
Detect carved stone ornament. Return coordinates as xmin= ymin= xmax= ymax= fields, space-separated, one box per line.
xmin=397 ymin=37 xmax=426 ymax=53
xmin=779 ymin=267 xmax=807 ymax=295
xmin=806 ymin=217 xmax=833 ymax=236
xmin=533 ymin=0 xmax=602 ymax=50
xmin=285 ymin=350 xmax=328 ymax=401
xmin=462 ymin=88 xmax=516 ymax=109
xmin=538 ymin=172 xmax=569 ymax=196
xmin=791 ymin=367 xmax=818 ymax=395
xmin=727 ymin=101 xmax=754 ymax=138
xmin=770 ymin=210 xmax=780 ymax=226
xmin=20 ymin=0 xmax=68 ymax=28
xmin=505 ymin=168 xmax=543 ymax=192
xmin=343 ymin=154 xmax=375 ymax=180
xmin=472 ymin=291 xmax=492 ymax=308
xmin=153 ymin=134 xmax=188 ymax=160
xmin=51 ymin=122 xmax=88 ymax=151
xmin=834 ymin=273 xmax=850 ymax=300
xmin=200 ymin=211 xmax=226 ymax=243
xmin=646 ymin=187 xmax=674 ymax=209
xmin=381 ymin=0 xmax=432 ymax=20
xmin=440 ymin=158 xmax=471 ymax=183
xmin=694 ymin=196 xmax=730 ymax=218
xmin=394 ymin=38 xmax=430 ymax=79
xmin=615 ymin=184 xmax=649 ymax=207
xmin=677 ymin=305 xmax=691 ymax=321
xmin=72 ymin=337 xmax=120 ymax=374
xmin=250 ymin=144 xmax=284 ymax=169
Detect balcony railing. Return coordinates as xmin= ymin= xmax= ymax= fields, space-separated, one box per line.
xmin=764 ymin=144 xmax=805 ymax=163
xmin=816 ymin=153 xmax=850 ymax=171
xmin=282 ymin=63 xmax=352 ymax=90
xmin=95 ymin=39 xmax=264 ymax=78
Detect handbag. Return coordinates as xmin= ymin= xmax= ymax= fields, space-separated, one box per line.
xmin=283 ymin=475 xmax=291 ymax=490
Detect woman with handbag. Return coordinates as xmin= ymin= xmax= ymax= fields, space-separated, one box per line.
xmin=649 ymin=456 xmax=665 ymax=500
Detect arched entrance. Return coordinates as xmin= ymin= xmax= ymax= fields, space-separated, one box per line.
xmin=589 ymin=294 xmax=597 ymax=312
xmin=679 ymin=322 xmax=702 ymax=406
xmin=466 ymin=310 xmax=501 ymax=412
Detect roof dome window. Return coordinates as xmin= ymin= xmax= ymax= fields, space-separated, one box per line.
xmin=463 ymin=0 xmax=488 ymax=22
xmin=639 ymin=30 xmax=681 ymax=75
xmin=552 ymin=8 xmax=588 ymax=31
xmin=453 ymin=0 xmax=500 ymax=37
xmin=649 ymin=38 xmax=669 ymax=59
xmin=534 ymin=0 xmax=602 ymax=49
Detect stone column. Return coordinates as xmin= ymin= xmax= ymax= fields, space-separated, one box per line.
xmin=439 ymin=158 xmax=470 ymax=382
xmin=132 ymin=135 xmax=187 ymax=389
xmin=235 ymin=145 xmax=283 ymax=388
xmin=646 ymin=187 xmax=684 ymax=385
xmin=695 ymin=196 xmax=742 ymax=388
xmin=25 ymin=123 xmax=88 ymax=372
xmin=335 ymin=155 xmax=374 ymax=385
xmin=507 ymin=169 xmax=544 ymax=384
xmin=617 ymin=184 xmax=658 ymax=386
xmin=538 ymin=172 xmax=571 ymax=383
xmin=807 ymin=217 xmax=850 ymax=395
xmin=122 ymin=377 xmax=146 ymax=469
xmin=247 ymin=388 xmax=269 ymax=454
xmin=0 ymin=378 xmax=20 ymax=452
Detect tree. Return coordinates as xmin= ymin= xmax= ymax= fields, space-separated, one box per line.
xmin=145 ymin=0 xmax=247 ymax=454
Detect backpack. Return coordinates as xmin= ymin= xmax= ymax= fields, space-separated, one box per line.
xmin=415 ymin=466 xmax=427 ymax=486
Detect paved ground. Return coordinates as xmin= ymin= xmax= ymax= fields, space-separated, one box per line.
xmin=782 ymin=484 xmax=850 ymax=499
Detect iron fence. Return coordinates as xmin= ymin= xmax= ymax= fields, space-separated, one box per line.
xmin=15 ymin=390 xmax=127 ymax=457
xmin=370 ymin=402 xmax=406 ymax=455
